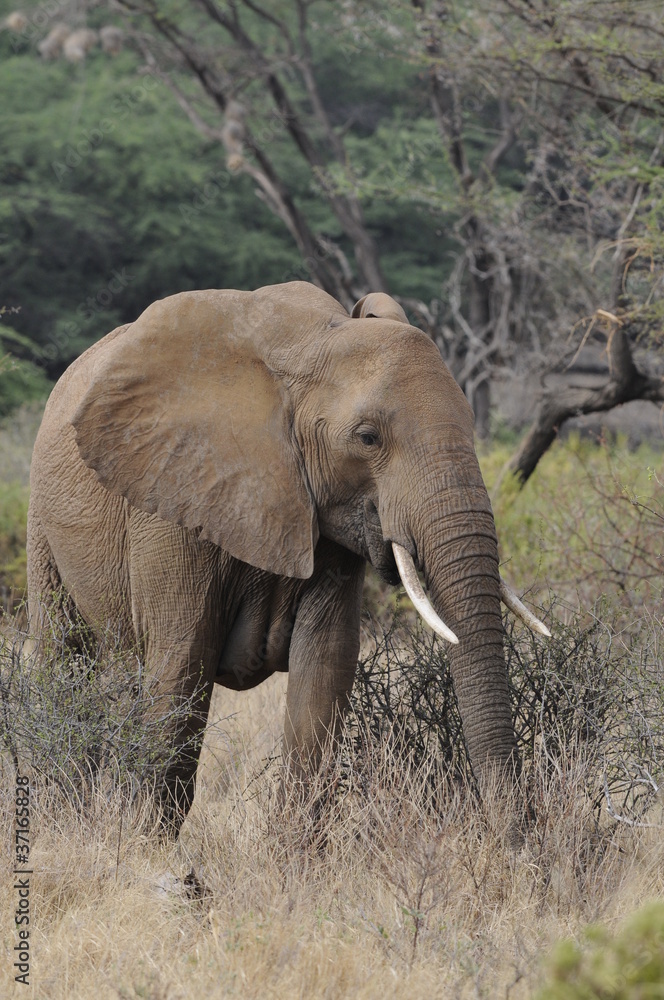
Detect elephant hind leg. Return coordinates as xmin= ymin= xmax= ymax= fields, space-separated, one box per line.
xmin=26 ymin=504 xmax=89 ymax=654
xmin=27 ymin=503 xmax=60 ymax=620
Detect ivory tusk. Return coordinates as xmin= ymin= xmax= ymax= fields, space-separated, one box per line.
xmin=392 ymin=543 xmax=459 ymax=645
xmin=499 ymin=580 xmax=551 ymax=637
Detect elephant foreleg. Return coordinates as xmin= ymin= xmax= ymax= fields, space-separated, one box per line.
xmin=141 ymin=643 xmax=217 ymax=835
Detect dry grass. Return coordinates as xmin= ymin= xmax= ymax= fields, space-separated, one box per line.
xmin=2 ymin=666 xmax=663 ymax=1000
xmin=1 ymin=426 xmax=663 ymax=996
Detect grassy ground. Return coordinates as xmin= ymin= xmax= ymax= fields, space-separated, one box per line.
xmin=0 ymin=407 xmax=663 ymax=998
xmin=2 ymin=668 xmax=664 ymax=1000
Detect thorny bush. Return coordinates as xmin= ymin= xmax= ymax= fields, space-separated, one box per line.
xmin=1 ymin=597 xmax=662 ymax=834
xmin=349 ymin=604 xmax=664 ymax=827
xmin=0 ymin=610 xmax=211 ymax=811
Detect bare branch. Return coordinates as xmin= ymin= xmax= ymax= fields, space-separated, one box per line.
xmin=482 ymin=99 xmax=520 ymax=177
xmin=136 ymin=45 xmax=226 ymax=142
xmin=504 ymin=337 xmax=664 ymax=487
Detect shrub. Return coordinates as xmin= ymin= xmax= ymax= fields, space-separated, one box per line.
xmin=0 ymin=352 xmax=50 ymax=419
xmin=0 ymin=480 xmax=29 ymax=609
xmin=0 ymin=616 xmax=212 ymax=810
xmin=536 ymin=901 xmax=664 ymax=999
xmin=487 ymin=436 xmax=664 ymax=612
xmin=349 ymin=603 xmax=664 ymax=826
xmin=0 ymin=403 xmax=43 ymax=611
xmin=351 ymin=615 xmax=472 ymax=787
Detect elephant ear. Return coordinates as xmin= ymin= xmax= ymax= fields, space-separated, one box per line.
xmin=72 ymin=291 xmax=317 ymax=579
xmin=351 ymin=292 xmax=408 ymax=323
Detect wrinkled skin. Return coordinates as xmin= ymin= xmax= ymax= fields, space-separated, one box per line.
xmin=28 ymin=281 xmax=519 ymax=832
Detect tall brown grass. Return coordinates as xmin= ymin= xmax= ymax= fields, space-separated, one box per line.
xmin=1 ymin=423 xmax=663 ymax=997
xmin=2 ymin=609 xmax=663 ymax=999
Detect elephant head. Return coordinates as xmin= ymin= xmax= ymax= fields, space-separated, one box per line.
xmin=72 ymin=281 xmax=547 ymax=801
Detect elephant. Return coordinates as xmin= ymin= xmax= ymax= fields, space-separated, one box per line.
xmin=27 ymin=281 xmax=548 ymax=833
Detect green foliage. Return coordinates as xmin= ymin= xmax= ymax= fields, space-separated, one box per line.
xmin=0 ymin=480 xmax=29 ymax=599
xmin=0 ymin=0 xmax=456 ymax=390
xmin=483 ymin=436 xmax=664 ymax=611
xmin=0 ymin=355 xmax=49 ymax=418
xmin=0 ymin=318 xmax=50 ymax=416
xmin=3 ymin=0 xmax=663 ymax=440
xmin=0 ymin=0 xmax=521 ymax=404
xmin=536 ymin=902 xmax=664 ymax=999
xmin=0 ymin=23 xmax=301 ymax=383
xmin=0 ymin=405 xmax=42 ymax=608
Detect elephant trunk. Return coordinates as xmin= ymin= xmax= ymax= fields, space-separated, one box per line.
xmin=403 ymin=455 xmax=519 ymax=793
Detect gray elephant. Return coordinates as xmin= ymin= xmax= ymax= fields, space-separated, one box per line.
xmin=27 ymin=281 xmax=548 ymax=832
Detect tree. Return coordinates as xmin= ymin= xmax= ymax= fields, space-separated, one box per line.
xmin=385 ymin=0 xmax=664 ymax=452
xmin=96 ymin=0 xmax=664 ymax=447
xmin=0 ymin=27 xmax=303 ymax=378
xmin=478 ymin=0 xmax=664 ymax=481
xmin=83 ymin=0 xmax=521 ymax=430
xmin=111 ymin=0 xmax=396 ymax=309
xmin=5 ymin=0 xmax=664 ymax=458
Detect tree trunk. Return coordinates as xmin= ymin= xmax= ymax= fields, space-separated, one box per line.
xmin=467 ymin=255 xmax=493 ymax=439
xmin=505 ymin=238 xmax=664 ymax=491
xmin=472 ymin=378 xmax=491 ymax=440
xmin=505 ymin=337 xmax=664 ymax=485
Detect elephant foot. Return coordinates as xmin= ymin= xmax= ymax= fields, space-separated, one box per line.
xmin=154 ymin=773 xmax=197 ymax=841
xmin=275 ymin=755 xmax=345 ymax=854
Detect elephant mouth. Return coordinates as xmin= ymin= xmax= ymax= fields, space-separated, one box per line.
xmin=364 ymin=500 xmax=399 ymax=584
xmin=362 ymin=501 xmax=550 ymax=643
xmin=362 ymin=504 xmax=551 ymax=643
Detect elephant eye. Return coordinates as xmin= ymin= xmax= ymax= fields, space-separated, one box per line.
xmin=356 ymin=427 xmax=381 ymax=448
